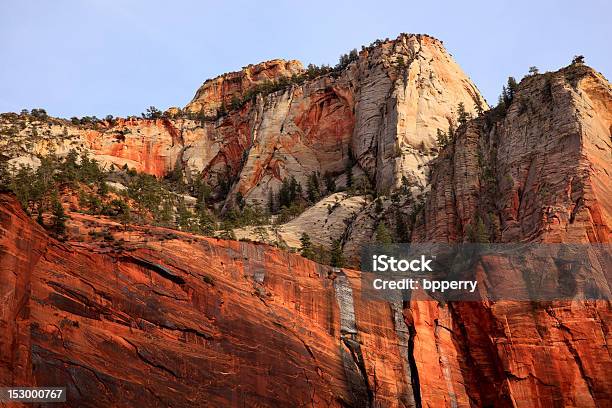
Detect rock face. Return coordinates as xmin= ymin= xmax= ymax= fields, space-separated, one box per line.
xmin=224 ymin=34 xmax=487 ymax=206
xmin=415 ymin=63 xmax=611 ymax=244
xmin=0 ymin=193 xmax=417 ymax=407
xmin=233 ymin=192 xmax=369 ymax=249
xmin=403 ymin=63 xmax=612 ymax=407
xmin=0 ymin=33 xmax=486 ymax=205
xmin=185 ymin=59 xmax=304 ymax=116
xmin=1 ymin=34 xmax=611 ymax=408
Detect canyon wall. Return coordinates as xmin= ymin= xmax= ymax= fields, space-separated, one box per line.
xmin=0 ymin=34 xmax=611 ymax=408
xmin=403 ymin=63 xmax=612 ymax=407
xmin=0 ymin=193 xmax=420 ymax=407
xmin=0 ymin=34 xmax=486 ymax=205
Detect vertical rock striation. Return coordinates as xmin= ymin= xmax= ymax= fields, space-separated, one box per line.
xmin=406 ymin=64 xmax=612 ymax=407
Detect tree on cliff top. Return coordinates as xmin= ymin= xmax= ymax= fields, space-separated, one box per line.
xmin=571 ymin=55 xmax=585 ymax=65
xmin=142 ymin=106 xmax=162 ymax=119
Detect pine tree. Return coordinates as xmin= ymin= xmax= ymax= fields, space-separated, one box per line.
xmin=289 ymin=176 xmax=300 ymax=202
xmin=330 ymin=239 xmax=344 ymax=268
xmin=51 ymin=193 xmax=66 ymax=236
xmin=307 ymin=172 xmax=321 ymax=203
xmin=375 ymin=222 xmax=393 ymax=244
xmin=236 ymin=191 xmax=245 ymax=211
xmin=324 ymin=172 xmax=336 ymax=193
xmin=98 ymin=179 xmax=108 ymax=196
xmin=506 ymin=77 xmax=518 ymax=104
xmin=466 ymin=216 xmax=489 ymax=243
xmin=436 ymin=128 xmax=449 ymax=148
xmin=176 ymin=200 xmax=193 ymax=230
xmin=395 ymin=210 xmax=409 ymax=242
xmin=267 ymin=188 xmax=275 ymax=213
xmin=198 ymin=209 xmax=215 ymax=236
xmin=457 ymin=102 xmax=470 ymax=126
xmin=36 ymin=206 xmax=45 ymax=227
xmin=159 ymin=198 xmax=173 ymax=225
xmin=400 ymin=176 xmax=411 ymax=196
xmin=374 ymin=198 xmax=384 ymax=214
xmin=474 ymin=99 xmax=484 ymax=116
xmin=278 ymin=178 xmax=292 ymax=208
xmin=299 ymin=232 xmax=314 ymax=260
xmin=345 ymin=147 xmax=354 ymax=188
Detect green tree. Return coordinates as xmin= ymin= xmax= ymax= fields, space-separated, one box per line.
xmin=198 ymin=210 xmax=216 ymax=236
xmin=457 ymin=102 xmax=470 ymax=126
xmin=466 ymin=216 xmax=489 ymax=243
xmin=330 ymin=239 xmax=344 ymax=268
xmin=375 ymin=222 xmax=393 ymax=244
xmin=502 ymin=77 xmax=519 ymax=107
xmin=571 ymin=55 xmax=585 ymax=65
xmin=254 ymin=226 xmax=268 ymax=242
xmin=474 ymin=99 xmax=485 ymax=116
xmin=306 ymin=172 xmax=321 ymax=203
xmin=143 ymin=106 xmax=162 ymax=119
xmin=0 ymin=161 xmax=10 ymax=189
xmin=300 ymin=232 xmax=314 ymax=259
xmin=36 ymin=206 xmax=45 ymax=227
xmin=267 ymin=188 xmax=276 ymax=213
xmin=51 ymin=193 xmax=67 ymax=236
xmin=236 ymin=191 xmax=245 ymax=211
xmin=159 ymin=198 xmax=174 ymax=225
xmin=436 ymin=128 xmax=449 ymax=148
xmin=230 ymin=95 xmax=242 ymax=110
xmin=324 ymin=172 xmax=336 ymax=193
xmin=345 ymin=147 xmax=354 ymax=188
xmin=395 ymin=210 xmax=409 ymax=242
xmin=176 ymin=199 xmax=193 ymax=230
xmin=98 ymin=179 xmax=108 ymax=196
xmin=374 ymin=198 xmax=384 ymax=214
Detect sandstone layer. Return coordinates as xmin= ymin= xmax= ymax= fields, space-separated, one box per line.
xmin=185 ymin=59 xmax=304 ymax=116
xmin=0 ymin=35 xmax=611 ymax=408
xmin=402 ymin=63 xmax=612 ymax=407
xmin=0 ymin=34 xmax=487 ymax=207
xmin=0 ymin=193 xmax=418 ymax=407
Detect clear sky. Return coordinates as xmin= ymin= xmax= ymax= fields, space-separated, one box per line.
xmin=1 ymin=0 xmax=610 ymax=118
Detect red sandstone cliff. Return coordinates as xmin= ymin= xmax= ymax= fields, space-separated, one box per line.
xmin=0 ymin=193 xmax=416 ymax=407
xmin=0 ymin=34 xmax=611 ymax=408
xmin=403 ymin=63 xmax=612 ymax=407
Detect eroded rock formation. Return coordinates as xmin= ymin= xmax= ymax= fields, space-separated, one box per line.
xmin=0 ymin=34 xmax=611 ymax=408
xmin=0 ymin=193 xmax=417 ymax=407
xmin=0 ymin=34 xmax=486 ymax=206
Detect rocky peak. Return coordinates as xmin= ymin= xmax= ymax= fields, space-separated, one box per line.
xmin=185 ymin=59 xmax=304 ymax=116
xmin=349 ymin=32 xmax=488 ymax=193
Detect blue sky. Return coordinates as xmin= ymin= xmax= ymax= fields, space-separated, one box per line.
xmin=1 ymin=0 xmax=610 ymax=118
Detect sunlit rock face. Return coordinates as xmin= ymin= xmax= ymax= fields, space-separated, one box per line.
xmin=405 ymin=64 xmax=612 ymax=407
xmin=1 ymin=34 xmax=486 ymax=207
xmin=0 ymin=193 xmax=417 ymax=407
xmin=1 ymin=33 xmax=611 ymax=408
xmin=185 ymin=59 xmax=305 ymax=117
